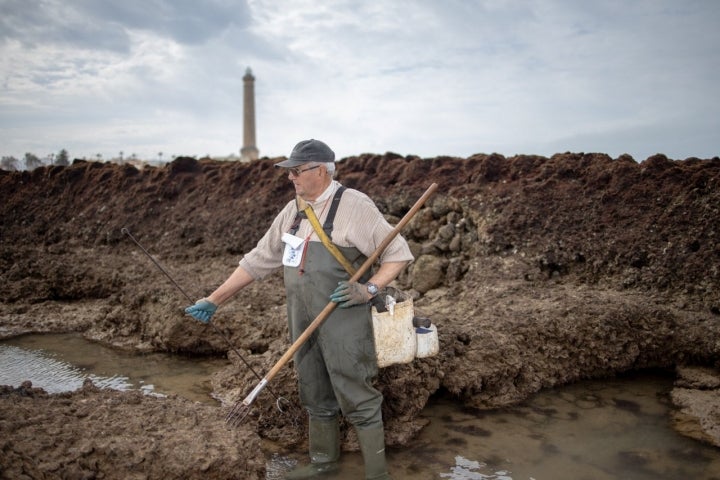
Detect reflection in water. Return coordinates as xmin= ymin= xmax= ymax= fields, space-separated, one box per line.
xmin=0 ymin=333 xmax=228 ymax=403
xmin=2 ymin=334 xmax=719 ymax=479
xmin=439 ymin=456 xmax=514 ymax=479
xmin=0 ymin=344 xmax=135 ymax=393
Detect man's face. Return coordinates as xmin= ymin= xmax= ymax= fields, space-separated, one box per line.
xmin=287 ymin=163 xmax=328 ymax=201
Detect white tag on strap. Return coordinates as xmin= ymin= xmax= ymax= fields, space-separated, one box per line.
xmin=282 ymin=233 xmax=305 ymax=267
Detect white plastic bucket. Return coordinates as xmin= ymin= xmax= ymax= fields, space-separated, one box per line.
xmin=415 ymin=323 xmax=439 ymax=358
xmin=372 ymin=296 xmax=416 ymax=368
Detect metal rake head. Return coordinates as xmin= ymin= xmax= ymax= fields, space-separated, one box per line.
xmin=225 ymin=400 xmax=253 ymax=427
xmin=224 ymin=395 xmax=299 ymax=428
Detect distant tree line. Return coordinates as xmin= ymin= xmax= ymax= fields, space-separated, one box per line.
xmin=1 ymin=150 xmax=226 ymax=171
xmin=1 ymin=149 xmax=70 ymax=171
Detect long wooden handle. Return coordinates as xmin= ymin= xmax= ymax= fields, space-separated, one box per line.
xmin=242 ymin=183 xmax=438 ymax=405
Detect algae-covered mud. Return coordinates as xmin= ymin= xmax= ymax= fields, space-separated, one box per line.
xmin=1 ymin=152 xmax=719 ymax=478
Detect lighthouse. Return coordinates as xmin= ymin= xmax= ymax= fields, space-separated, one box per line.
xmin=240 ymin=67 xmax=259 ymax=162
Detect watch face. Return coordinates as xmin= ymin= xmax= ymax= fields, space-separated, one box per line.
xmin=367 ymin=283 xmax=379 ymax=295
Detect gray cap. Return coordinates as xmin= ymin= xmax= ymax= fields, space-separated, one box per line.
xmin=275 ymin=139 xmax=335 ymax=168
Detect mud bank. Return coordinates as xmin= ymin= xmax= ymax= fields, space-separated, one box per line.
xmin=1 ymin=152 xmax=719 ymax=478
xmin=0 ymin=381 xmax=264 ymax=479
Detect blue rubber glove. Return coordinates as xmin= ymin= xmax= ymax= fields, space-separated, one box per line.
xmin=185 ymin=299 xmax=217 ymax=323
xmin=330 ymin=281 xmax=369 ymax=309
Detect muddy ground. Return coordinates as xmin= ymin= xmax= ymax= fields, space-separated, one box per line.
xmin=1 ymin=151 xmax=719 ymax=479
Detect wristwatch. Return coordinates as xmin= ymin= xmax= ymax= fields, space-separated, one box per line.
xmin=366 ymin=282 xmax=379 ymax=298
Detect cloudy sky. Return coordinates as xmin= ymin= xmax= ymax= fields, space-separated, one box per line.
xmin=1 ymin=0 xmax=718 ymax=164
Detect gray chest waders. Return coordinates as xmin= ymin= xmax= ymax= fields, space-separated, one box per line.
xmin=283 ymin=189 xmax=383 ymax=428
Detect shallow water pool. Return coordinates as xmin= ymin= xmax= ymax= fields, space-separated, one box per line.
xmin=2 ymin=333 xmax=719 ymax=479
xmin=268 ymin=372 xmax=720 ymax=479
xmin=0 ymin=333 xmax=228 ymax=402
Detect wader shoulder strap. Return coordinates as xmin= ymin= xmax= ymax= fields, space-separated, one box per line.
xmin=304 ymin=187 xmax=356 ymax=275
xmin=289 ymin=185 xmax=343 ymax=235
xmin=322 ymin=186 xmax=345 ymax=237
xmin=288 ymin=211 xmax=304 ymax=236
xmin=289 ymin=196 xmax=310 ymax=236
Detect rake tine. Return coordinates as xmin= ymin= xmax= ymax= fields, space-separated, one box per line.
xmin=224 ymin=384 xmax=303 ymax=428
xmin=224 ymin=396 xmax=302 ymax=429
xmin=225 ymin=402 xmax=252 ymax=427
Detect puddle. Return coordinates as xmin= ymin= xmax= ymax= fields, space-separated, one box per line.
xmin=2 ymin=334 xmax=719 ymax=479
xmin=407 ymin=373 xmax=720 ymax=479
xmin=267 ymin=372 xmax=720 ymax=479
xmin=0 ymin=333 xmax=228 ymax=403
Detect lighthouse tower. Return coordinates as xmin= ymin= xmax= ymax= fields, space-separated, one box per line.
xmin=240 ymin=67 xmax=259 ymax=162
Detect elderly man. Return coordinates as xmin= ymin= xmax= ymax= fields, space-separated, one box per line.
xmin=186 ymin=139 xmax=413 ymax=480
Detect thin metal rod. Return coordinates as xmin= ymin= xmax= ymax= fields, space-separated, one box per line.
xmin=121 ymin=227 xmax=286 ymax=406
xmin=121 ymin=228 xmax=195 ymax=303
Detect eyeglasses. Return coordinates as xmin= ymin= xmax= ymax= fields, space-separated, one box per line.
xmin=288 ymin=164 xmax=322 ymax=177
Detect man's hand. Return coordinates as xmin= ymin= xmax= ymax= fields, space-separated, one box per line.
xmin=330 ymin=281 xmax=370 ymax=308
xmin=185 ymin=299 xmax=217 ymax=323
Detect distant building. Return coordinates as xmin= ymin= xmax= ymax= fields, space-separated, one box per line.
xmin=240 ymin=67 xmax=259 ymax=162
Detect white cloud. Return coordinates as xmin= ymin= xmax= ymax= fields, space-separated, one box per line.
xmin=1 ymin=0 xmax=718 ymax=163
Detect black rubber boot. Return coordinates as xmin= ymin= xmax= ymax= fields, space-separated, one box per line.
xmin=285 ymin=417 xmax=340 ymax=479
xmin=357 ymin=426 xmax=392 ymax=480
